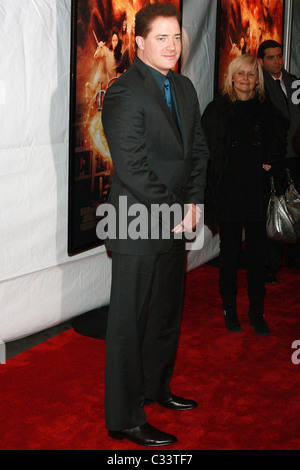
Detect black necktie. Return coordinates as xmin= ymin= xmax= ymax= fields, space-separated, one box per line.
xmin=164 ymin=77 xmax=175 ymax=117
xmin=164 ymin=77 xmax=180 ymax=132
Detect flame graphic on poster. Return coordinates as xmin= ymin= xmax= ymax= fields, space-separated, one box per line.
xmin=217 ymin=0 xmax=284 ymax=91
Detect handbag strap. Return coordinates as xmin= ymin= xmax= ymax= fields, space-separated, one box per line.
xmin=270 ymin=175 xmax=275 ymax=197
xmin=286 ymin=168 xmax=295 ymax=188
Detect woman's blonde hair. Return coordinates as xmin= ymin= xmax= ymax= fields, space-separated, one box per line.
xmin=222 ymin=54 xmax=265 ymax=102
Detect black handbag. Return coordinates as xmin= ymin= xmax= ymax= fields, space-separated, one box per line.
xmin=266 ymin=176 xmax=297 ymax=243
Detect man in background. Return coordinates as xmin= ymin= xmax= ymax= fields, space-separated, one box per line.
xmin=258 ymin=40 xmax=300 ymax=281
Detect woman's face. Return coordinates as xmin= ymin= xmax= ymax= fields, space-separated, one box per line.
xmin=232 ymin=65 xmax=258 ymax=99
xmin=112 ymin=33 xmax=118 ymax=50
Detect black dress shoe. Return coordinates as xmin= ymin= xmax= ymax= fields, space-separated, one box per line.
xmin=144 ymin=394 xmax=197 ymax=410
xmin=223 ymin=310 xmax=242 ymax=333
xmin=285 ymin=261 xmax=300 ymax=270
xmin=264 ymin=273 xmax=278 ymax=285
xmin=108 ymin=422 xmax=177 ymax=447
xmin=249 ymin=315 xmax=270 ymax=336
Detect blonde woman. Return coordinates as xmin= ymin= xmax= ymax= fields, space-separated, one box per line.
xmin=202 ymin=54 xmax=287 ymax=336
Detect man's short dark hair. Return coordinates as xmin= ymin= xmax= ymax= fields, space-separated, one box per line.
xmin=257 ymin=40 xmax=283 ymax=59
xmin=135 ymin=2 xmax=181 ymax=39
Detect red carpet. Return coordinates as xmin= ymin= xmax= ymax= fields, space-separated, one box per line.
xmin=1 ymin=264 xmax=300 ymax=451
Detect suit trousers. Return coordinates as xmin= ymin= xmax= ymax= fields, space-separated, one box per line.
xmin=105 ymin=239 xmax=186 ymax=431
xmin=219 ymin=221 xmax=266 ymax=313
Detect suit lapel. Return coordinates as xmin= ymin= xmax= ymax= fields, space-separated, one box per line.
xmin=264 ymin=69 xmax=289 ymax=118
xmin=170 ymin=71 xmax=188 ymax=154
xmin=134 ymin=59 xmax=183 ymax=147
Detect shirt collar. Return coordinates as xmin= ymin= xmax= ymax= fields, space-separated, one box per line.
xmin=144 ymin=63 xmax=171 ymax=93
xmin=271 ymin=72 xmax=283 ymax=81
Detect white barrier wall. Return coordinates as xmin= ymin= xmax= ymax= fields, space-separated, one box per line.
xmin=0 ymin=1 xmax=112 ymax=342
xmin=0 ymin=0 xmax=297 ymax=342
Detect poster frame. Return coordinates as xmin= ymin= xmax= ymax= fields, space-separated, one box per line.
xmin=68 ymin=0 xmax=182 ymax=256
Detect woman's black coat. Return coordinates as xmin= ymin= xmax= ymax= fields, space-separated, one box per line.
xmin=201 ymin=93 xmax=287 ymax=233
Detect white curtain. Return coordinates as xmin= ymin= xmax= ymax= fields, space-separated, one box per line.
xmin=291 ymin=0 xmax=300 ymax=77
xmin=0 ymin=1 xmax=111 ymax=342
xmin=182 ymin=0 xmax=217 ymax=112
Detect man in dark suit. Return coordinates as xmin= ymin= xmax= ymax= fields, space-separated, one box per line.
xmin=101 ymin=2 xmax=209 ymax=447
xmin=258 ymin=40 xmax=300 ymax=281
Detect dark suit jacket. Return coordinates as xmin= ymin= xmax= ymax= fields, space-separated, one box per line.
xmin=262 ymin=68 xmax=300 ymax=159
xmin=101 ymin=57 xmax=209 ymax=255
xmin=293 ymin=123 xmax=300 ymax=156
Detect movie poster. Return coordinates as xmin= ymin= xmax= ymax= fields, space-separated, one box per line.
xmin=68 ymin=0 xmax=180 ymax=255
xmin=215 ymin=0 xmax=284 ymax=93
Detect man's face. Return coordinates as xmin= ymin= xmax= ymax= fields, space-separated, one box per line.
xmin=136 ymin=16 xmax=181 ymax=75
xmin=258 ymin=46 xmax=283 ymax=78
